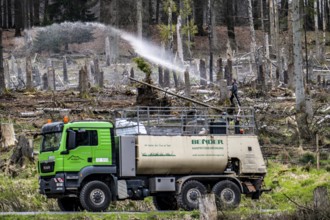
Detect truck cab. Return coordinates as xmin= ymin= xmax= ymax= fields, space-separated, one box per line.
xmin=38 ymin=107 xmax=267 ymax=212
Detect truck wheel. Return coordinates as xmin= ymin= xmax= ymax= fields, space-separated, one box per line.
xmin=212 ymin=180 xmax=241 ymax=209
xmin=79 ymin=180 xmax=111 ymax=212
xmin=153 ymin=195 xmax=178 ymax=210
xmin=57 ymin=197 xmax=83 ymax=211
xmin=177 ymin=180 xmax=207 ymax=210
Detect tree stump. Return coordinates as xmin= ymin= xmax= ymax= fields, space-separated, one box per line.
xmin=313 ymin=186 xmax=329 ymax=212
xmin=0 ymin=123 xmax=16 ymax=150
xmin=184 ymin=69 xmax=191 ymax=97
xmin=158 ymin=65 xmax=163 ymax=87
xmin=198 ymin=194 xmax=217 ymax=220
xmin=10 ymin=135 xmax=34 ymax=167
xmin=79 ymin=65 xmax=89 ymax=98
xmin=200 ymin=59 xmax=207 ymax=87
xmin=219 ymin=79 xmax=228 ymax=102
xmin=163 ymin=68 xmax=170 ymax=88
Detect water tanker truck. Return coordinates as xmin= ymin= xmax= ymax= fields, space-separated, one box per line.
xmin=38 ymin=106 xmax=267 ymax=211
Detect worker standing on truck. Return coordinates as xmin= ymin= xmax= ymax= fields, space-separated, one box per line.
xmin=230 ymin=79 xmax=241 ymax=107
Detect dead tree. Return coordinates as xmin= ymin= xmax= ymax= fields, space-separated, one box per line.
xmin=0 ymin=123 xmax=16 ymax=150
xmin=184 ymin=68 xmax=190 ymax=97
xmin=163 ymin=68 xmax=170 ymax=87
xmin=158 ymin=65 xmax=163 ymax=87
xmin=33 ymin=66 xmax=41 ymax=86
xmin=63 ymin=56 xmax=69 ymax=83
xmin=0 ymin=28 xmax=5 ymax=94
xmin=173 ymin=72 xmax=179 ymax=89
xmin=225 ymin=58 xmax=233 ymax=86
xmin=99 ymin=71 xmax=104 ymax=88
xmin=216 ymin=57 xmax=223 ymax=82
xmin=93 ymin=57 xmax=101 ymax=87
xmin=200 ymin=59 xmax=207 ymax=87
xmin=26 ymin=56 xmax=33 ymax=90
xmin=47 ymin=59 xmax=55 ymax=90
xmin=79 ymin=65 xmax=89 ymax=98
xmin=42 ymin=73 xmax=48 ymax=90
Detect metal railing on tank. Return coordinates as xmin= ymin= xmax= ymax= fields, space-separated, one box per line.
xmin=115 ymin=106 xmax=256 ymax=136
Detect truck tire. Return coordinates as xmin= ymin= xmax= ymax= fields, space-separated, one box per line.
xmin=79 ymin=180 xmax=111 ymax=212
xmin=57 ymin=197 xmax=83 ymax=211
xmin=153 ymin=195 xmax=178 ymax=210
xmin=177 ymin=180 xmax=207 ymax=211
xmin=212 ymin=180 xmax=241 ymax=209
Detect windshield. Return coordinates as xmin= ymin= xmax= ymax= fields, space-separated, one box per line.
xmin=41 ymin=132 xmax=63 ymax=152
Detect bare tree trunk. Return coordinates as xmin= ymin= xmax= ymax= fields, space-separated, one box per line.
xmin=260 ymin=0 xmax=265 ymax=31
xmin=248 ymin=0 xmax=258 ymax=83
xmin=4 ymin=60 xmax=10 ymax=88
xmin=29 ymin=0 xmax=33 ymax=28
xmin=163 ymin=68 xmax=170 ymax=87
xmin=293 ymin=0 xmax=305 ymax=111
xmin=156 ymin=0 xmax=160 ymax=24
xmin=0 ymin=29 xmax=5 ymax=94
xmin=42 ymin=73 xmax=48 ymax=90
xmin=269 ymin=0 xmax=275 ymax=51
xmin=173 ymin=72 xmax=178 ymax=89
xmin=25 ymin=56 xmax=33 ymax=90
xmin=137 ymin=0 xmax=143 ymax=40
xmin=200 ymin=59 xmax=207 ymax=86
xmin=34 ymin=0 xmax=40 ymax=26
xmin=47 ymin=59 xmax=55 ymax=91
xmin=100 ymin=0 xmax=119 ymax=63
xmin=79 ymin=65 xmax=89 ymax=98
xmin=314 ymin=0 xmax=320 ymax=60
xmin=265 ymin=33 xmax=273 ymax=88
xmin=321 ymin=0 xmax=326 ymax=62
xmin=184 ymin=69 xmax=190 ymax=97
xmin=14 ymin=0 xmax=22 ymax=36
xmin=216 ymin=57 xmax=223 ymax=82
xmin=63 ymin=56 xmax=68 ymax=83
xmin=177 ymin=15 xmax=184 ymax=64
xmin=105 ymin=36 xmax=111 ymax=66
xmin=158 ymin=65 xmax=163 ymax=87
xmin=4 ymin=0 xmax=8 ymax=28
xmin=225 ymin=0 xmax=237 ymax=50
xmin=93 ymin=57 xmax=100 ymax=86
xmin=33 ymin=65 xmax=41 ymax=87
xmin=288 ymin=2 xmax=295 ymax=90
xmin=275 ymin=0 xmax=282 ymax=84
xmin=208 ymin=0 xmax=213 ymax=83
xmin=8 ymin=0 xmax=12 ymax=28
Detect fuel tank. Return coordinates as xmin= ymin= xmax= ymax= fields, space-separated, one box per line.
xmin=136 ymin=135 xmax=228 ymax=175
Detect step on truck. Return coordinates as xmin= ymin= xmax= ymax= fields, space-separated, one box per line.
xmin=38 ymin=106 xmax=267 ymax=212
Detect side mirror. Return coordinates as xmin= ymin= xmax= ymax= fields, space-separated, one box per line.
xmin=67 ymin=129 xmax=76 ymax=150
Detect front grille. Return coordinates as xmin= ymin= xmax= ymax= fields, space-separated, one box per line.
xmin=40 ymin=161 xmax=55 ymax=173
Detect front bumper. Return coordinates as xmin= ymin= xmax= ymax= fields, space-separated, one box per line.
xmin=39 ymin=173 xmax=65 ymax=198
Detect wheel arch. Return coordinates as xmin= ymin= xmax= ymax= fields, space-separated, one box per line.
xmin=78 ymin=166 xmax=117 ymax=201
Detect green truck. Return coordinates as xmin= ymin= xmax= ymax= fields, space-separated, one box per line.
xmin=38 ymin=107 xmax=267 ymax=212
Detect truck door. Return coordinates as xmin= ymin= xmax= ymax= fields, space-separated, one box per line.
xmin=63 ymin=129 xmax=98 ymax=172
xmin=91 ymin=128 xmax=113 ymax=166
